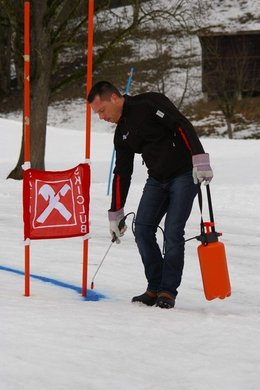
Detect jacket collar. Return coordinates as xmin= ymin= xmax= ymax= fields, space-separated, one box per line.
xmin=118 ymin=94 xmax=132 ymax=123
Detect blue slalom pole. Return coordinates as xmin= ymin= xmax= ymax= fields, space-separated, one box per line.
xmin=125 ymin=68 xmax=134 ymax=95
xmin=106 ymin=68 xmax=134 ymax=196
xmin=107 ymin=148 xmax=115 ymax=196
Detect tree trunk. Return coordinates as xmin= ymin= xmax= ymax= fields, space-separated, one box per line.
xmin=7 ymin=1 xmax=52 ymax=179
xmin=226 ymin=117 xmax=233 ymax=139
xmin=0 ymin=23 xmax=11 ymax=95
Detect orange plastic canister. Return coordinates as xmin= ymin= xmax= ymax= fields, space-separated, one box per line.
xmin=197 ymin=240 xmax=231 ymax=301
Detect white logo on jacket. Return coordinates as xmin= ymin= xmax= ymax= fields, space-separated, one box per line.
xmin=123 ymin=132 xmax=129 ymax=141
xmin=156 ymin=110 xmax=165 ymax=118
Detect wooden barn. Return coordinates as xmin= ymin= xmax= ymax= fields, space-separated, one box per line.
xmin=198 ymin=30 xmax=260 ymax=101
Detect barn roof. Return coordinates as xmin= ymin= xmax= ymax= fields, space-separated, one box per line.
xmin=198 ymin=30 xmax=260 ymax=37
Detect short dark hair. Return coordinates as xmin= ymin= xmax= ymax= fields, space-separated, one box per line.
xmin=87 ymin=81 xmax=122 ymax=103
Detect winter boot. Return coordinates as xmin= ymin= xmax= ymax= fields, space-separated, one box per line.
xmin=156 ymin=293 xmax=175 ymax=309
xmin=132 ymin=290 xmax=157 ymax=306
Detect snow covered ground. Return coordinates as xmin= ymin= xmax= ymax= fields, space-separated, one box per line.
xmin=0 ymin=111 xmax=260 ymax=389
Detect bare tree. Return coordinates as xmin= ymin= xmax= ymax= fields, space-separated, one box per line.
xmin=2 ymin=0 xmax=94 ymax=179
xmin=2 ymin=0 xmax=208 ymax=179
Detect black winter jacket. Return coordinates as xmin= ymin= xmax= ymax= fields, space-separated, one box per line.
xmin=110 ymin=92 xmax=204 ymax=211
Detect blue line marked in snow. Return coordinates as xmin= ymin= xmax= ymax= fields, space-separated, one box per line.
xmin=0 ymin=265 xmax=106 ymax=301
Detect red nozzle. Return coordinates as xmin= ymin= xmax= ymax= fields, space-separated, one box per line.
xmin=203 ymin=222 xmax=214 ymax=234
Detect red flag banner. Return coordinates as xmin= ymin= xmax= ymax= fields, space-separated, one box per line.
xmin=23 ymin=164 xmax=90 ymax=240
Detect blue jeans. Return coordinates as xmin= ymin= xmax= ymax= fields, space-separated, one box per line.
xmin=135 ymin=171 xmax=199 ymax=297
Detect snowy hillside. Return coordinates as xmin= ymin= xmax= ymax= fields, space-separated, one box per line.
xmin=206 ymin=0 xmax=260 ymax=32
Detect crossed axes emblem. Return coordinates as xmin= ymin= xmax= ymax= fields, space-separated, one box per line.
xmin=37 ymin=184 xmax=72 ymax=223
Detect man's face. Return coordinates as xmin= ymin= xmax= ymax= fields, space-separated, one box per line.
xmin=90 ymin=93 xmax=123 ymax=124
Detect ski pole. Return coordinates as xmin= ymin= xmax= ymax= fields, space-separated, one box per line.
xmin=90 ymin=217 xmax=127 ymax=289
xmin=90 ymin=237 xmax=116 ymax=290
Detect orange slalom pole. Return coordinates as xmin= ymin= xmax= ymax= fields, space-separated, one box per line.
xmin=86 ymin=0 xmax=94 ymax=159
xmin=82 ymin=0 xmax=94 ymax=297
xmin=24 ymin=1 xmax=30 ymax=163
xmin=24 ymin=245 xmax=30 ymax=296
xmin=24 ymin=1 xmax=30 ymax=296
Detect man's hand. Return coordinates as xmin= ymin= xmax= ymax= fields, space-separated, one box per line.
xmin=108 ymin=209 xmax=127 ymax=244
xmin=192 ymin=153 xmax=213 ymax=185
